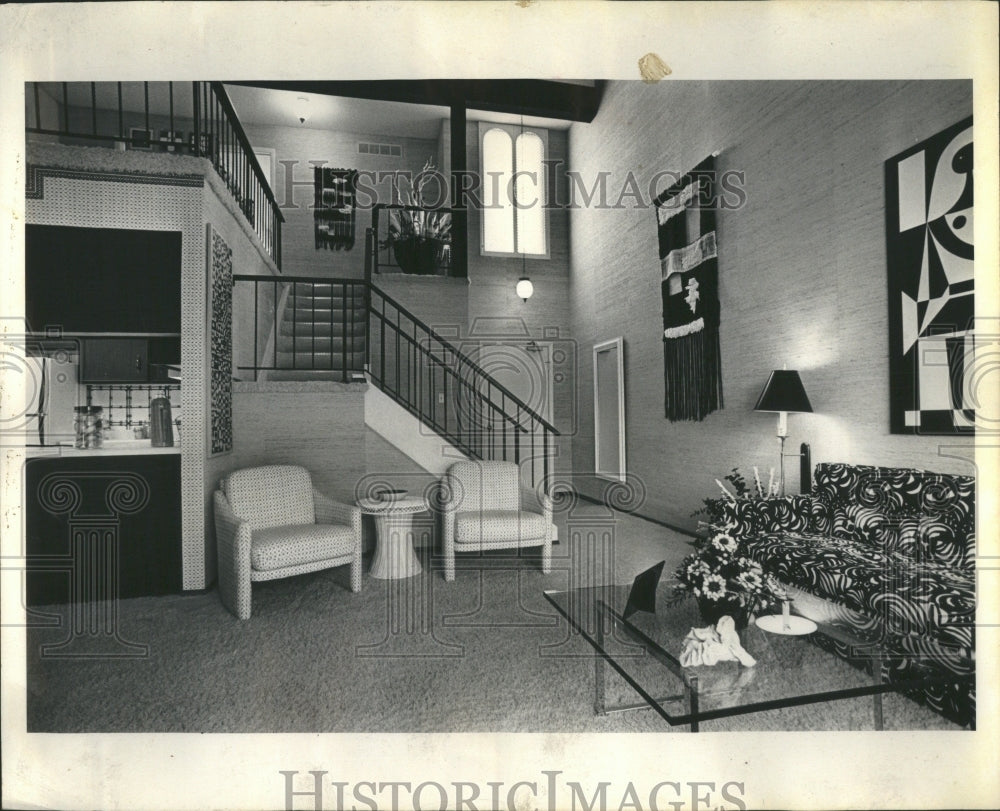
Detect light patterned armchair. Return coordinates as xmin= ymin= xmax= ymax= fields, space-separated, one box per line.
xmin=213 ymin=465 xmax=361 ymax=619
xmin=441 ymin=460 xmax=553 ymax=582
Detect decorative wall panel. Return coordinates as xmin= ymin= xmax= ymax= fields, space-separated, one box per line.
xmin=884 ymin=117 xmax=974 ymax=435
xmin=207 ymin=225 xmax=234 ymax=455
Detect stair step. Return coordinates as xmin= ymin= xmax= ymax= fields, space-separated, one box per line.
xmin=266 ymin=369 xmax=363 ymax=382
xmin=288 ymin=296 xmax=366 ymax=308
xmin=289 ymin=308 xmax=366 ymax=322
xmin=275 ymin=350 xmax=366 ymax=368
xmin=291 ymin=282 xmax=366 ymax=297
xmin=281 ymin=320 xmax=367 ymax=337
xmin=275 ymin=337 xmax=367 ymax=353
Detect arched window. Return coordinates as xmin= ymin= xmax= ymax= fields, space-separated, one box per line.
xmin=479 ymin=123 xmax=549 ymax=257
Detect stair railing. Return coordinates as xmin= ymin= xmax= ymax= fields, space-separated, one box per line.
xmin=366 ymin=281 xmax=559 ymax=490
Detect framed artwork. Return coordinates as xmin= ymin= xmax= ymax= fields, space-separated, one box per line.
xmin=885 ymin=117 xmax=974 ymax=434
xmin=206 ymin=224 xmax=233 ymax=456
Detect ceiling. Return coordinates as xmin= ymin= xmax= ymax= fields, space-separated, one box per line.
xmin=224 ymin=84 xmax=451 ymax=140
xmin=35 ymin=81 xmax=579 ymax=143
xmin=223 ymin=84 xmax=576 ymax=139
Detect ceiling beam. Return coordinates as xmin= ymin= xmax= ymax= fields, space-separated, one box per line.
xmin=226 ymin=80 xmax=603 ymax=123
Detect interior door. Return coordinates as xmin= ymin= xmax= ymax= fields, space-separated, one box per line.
xmin=475 ymin=341 xmax=553 ymax=487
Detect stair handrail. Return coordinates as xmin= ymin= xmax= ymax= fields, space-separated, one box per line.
xmin=368 ymin=281 xmax=559 ymax=437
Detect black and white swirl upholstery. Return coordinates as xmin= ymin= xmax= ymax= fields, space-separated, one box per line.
xmin=716 ymin=463 xmax=976 ymax=726
xmin=214 ymin=465 xmax=362 ymax=619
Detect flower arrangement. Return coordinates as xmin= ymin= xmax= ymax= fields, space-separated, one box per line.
xmin=671 ymin=530 xmax=784 ymax=621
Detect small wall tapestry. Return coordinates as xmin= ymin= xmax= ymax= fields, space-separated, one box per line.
xmin=208 ymin=224 xmax=233 ymax=456
xmin=885 ymin=116 xmax=974 ymax=435
xmin=653 ymin=154 xmax=723 ymax=421
xmin=314 ymin=167 xmax=358 ymax=250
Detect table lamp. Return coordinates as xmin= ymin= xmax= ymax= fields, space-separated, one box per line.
xmin=754 ymin=369 xmax=812 ymax=495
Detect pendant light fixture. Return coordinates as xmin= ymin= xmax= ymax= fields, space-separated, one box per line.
xmin=515 ymin=114 xmax=533 ymax=303
xmin=295 ymin=96 xmax=310 ymax=125
xmin=516 ymin=251 xmax=534 ymax=302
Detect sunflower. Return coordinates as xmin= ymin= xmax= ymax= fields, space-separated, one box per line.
xmin=711 ymin=532 xmax=738 ymax=554
xmin=737 ymin=570 xmax=763 ymax=592
xmin=701 ymin=573 xmax=727 ymax=600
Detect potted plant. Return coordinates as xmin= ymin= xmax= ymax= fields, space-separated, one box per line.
xmin=386 ymin=157 xmax=451 ymax=275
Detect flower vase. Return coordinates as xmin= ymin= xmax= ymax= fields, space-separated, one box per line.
xmin=696 ymin=595 xmax=750 ymax=630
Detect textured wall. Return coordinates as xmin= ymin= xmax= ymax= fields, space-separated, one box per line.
xmin=568 ymin=80 xmax=975 ymax=529
xmin=226 ymin=385 xmax=367 ymax=505
xmin=223 ymin=387 xmax=435 ymax=555
xmin=240 ymin=121 xmax=439 ymax=279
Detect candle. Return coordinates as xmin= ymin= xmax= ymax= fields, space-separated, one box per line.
xmin=782 ymin=598 xmax=791 ymax=631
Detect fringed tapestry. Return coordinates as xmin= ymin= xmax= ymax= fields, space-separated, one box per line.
xmin=653 ymin=155 xmax=723 ymax=421
xmin=314 ymin=167 xmax=357 ymax=250
xmin=885 ymin=117 xmax=974 ymax=435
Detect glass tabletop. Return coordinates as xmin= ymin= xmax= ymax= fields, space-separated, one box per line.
xmin=543 ymin=582 xmax=955 ymax=728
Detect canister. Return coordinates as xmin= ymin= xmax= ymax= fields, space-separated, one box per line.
xmin=74 ymin=406 xmax=104 ymax=449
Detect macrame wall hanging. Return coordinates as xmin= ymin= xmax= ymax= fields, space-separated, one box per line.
xmin=653 ymin=154 xmax=723 ymax=421
xmin=314 ymin=167 xmax=358 ymax=250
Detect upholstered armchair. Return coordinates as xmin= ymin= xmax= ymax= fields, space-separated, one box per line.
xmin=441 ymin=460 xmax=553 ymax=582
xmin=213 ymin=464 xmax=362 ymax=619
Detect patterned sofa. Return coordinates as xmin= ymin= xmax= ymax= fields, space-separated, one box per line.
xmin=716 ymin=462 xmax=975 ymax=726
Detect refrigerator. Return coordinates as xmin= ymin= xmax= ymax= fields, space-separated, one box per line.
xmin=24 ymin=355 xmax=80 ymax=446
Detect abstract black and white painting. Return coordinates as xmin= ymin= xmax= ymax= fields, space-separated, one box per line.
xmin=885 ymin=117 xmax=974 ymax=435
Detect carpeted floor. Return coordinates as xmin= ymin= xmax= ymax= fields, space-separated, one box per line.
xmin=25 ymin=504 xmax=960 ymax=732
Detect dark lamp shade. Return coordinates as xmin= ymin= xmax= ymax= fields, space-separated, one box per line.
xmin=754 ymin=370 xmax=813 ymax=413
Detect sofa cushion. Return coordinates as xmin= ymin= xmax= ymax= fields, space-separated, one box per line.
xmin=454 ymin=510 xmax=548 ymax=545
xmin=251 ymin=523 xmax=356 ymax=571
xmin=743 ymin=531 xmax=974 ymax=651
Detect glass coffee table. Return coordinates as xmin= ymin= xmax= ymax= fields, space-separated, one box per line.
xmin=544 ymin=582 xmax=969 ymax=731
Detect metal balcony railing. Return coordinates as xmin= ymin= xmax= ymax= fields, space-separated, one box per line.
xmin=26 ymin=81 xmax=283 ymax=269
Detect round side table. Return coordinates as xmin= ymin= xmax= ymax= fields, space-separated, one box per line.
xmin=357 ymin=496 xmax=428 ymax=579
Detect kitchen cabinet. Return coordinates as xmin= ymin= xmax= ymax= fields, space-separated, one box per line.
xmin=25 ymin=454 xmax=182 ymax=606
xmin=79 ymin=336 xmax=180 ymax=383
xmin=80 ymin=337 xmax=148 ymax=382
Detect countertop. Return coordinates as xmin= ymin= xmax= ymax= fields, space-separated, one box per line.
xmin=21 ymin=441 xmax=181 ymax=458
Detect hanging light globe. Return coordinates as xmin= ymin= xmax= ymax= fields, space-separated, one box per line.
xmin=516 ymin=276 xmax=534 ymax=302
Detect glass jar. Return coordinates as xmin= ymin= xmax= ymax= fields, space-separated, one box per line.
xmin=74 ymin=406 xmax=104 ymax=449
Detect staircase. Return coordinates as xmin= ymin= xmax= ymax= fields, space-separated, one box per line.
xmin=265 ymin=281 xmax=367 ymax=382
xmin=232 ymin=227 xmax=559 ymax=490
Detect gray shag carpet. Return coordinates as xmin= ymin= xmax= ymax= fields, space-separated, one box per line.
xmin=25 ymin=509 xmax=959 ymax=733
